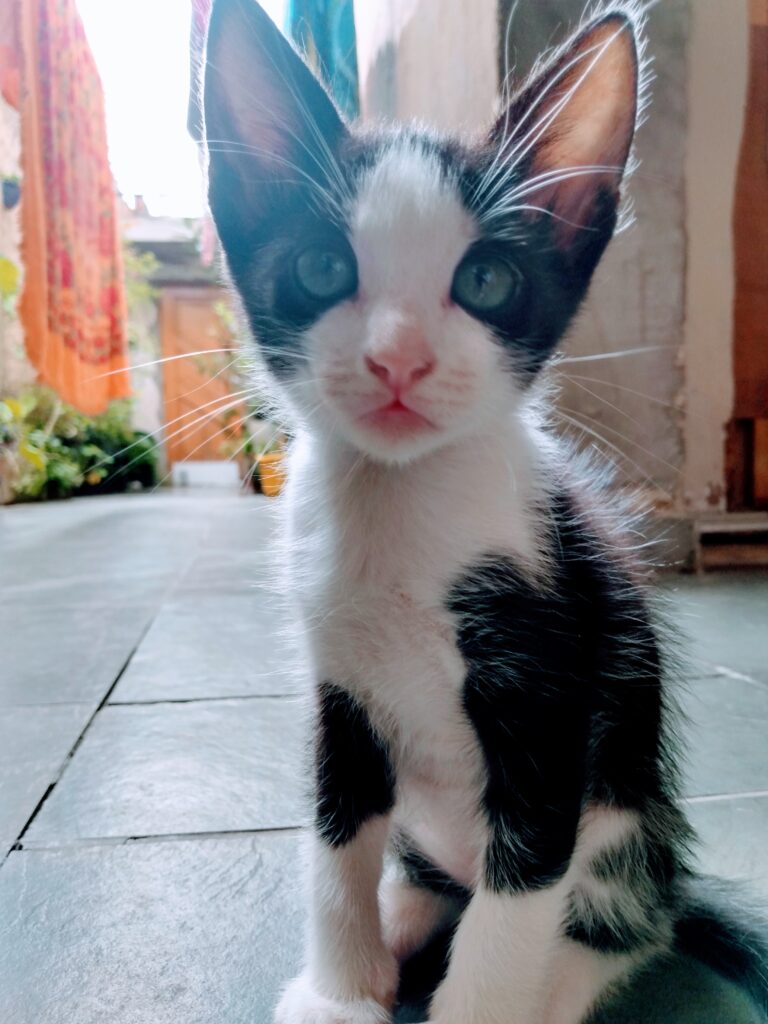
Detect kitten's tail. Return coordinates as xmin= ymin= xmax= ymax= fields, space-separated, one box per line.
xmin=675 ymin=874 xmax=768 ymax=1015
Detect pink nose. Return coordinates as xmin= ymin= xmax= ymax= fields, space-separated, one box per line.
xmin=364 ymin=327 xmax=435 ymax=395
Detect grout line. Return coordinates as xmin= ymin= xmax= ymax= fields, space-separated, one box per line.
xmin=108 ymin=693 xmax=303 ymax=706
xmin=684 ymin=790 xmax=768 ymax=805
xmin=0 ymin=532 xmax=236 ymax=871
xmin=11 ymin=825 xmax=305 ymax=853
xmin=1 ymin=616 xmax=160 ymax=870
xmin=708 ymin=664 xmax=766 ymax=688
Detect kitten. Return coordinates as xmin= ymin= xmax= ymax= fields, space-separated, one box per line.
xmin=203 ymin=2 xmax=768 ymax=1022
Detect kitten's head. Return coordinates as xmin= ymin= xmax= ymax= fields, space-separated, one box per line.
xmin=204 ymin=0 xmax=643 ymax=464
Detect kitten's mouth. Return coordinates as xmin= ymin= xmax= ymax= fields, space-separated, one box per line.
xmin=359 ymin=398 xmax=435 ymax=435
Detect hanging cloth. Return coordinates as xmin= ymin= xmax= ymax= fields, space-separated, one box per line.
xmin=286 ymin=0 xmax=360 ymax=120
xmin=12 ymin=0 xmax=129 ymax=413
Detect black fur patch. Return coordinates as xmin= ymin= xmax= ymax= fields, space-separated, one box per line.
xmin=591 ymin=830 xmax=677 ymax=891
xmin=566 ymin=822 xmax=683 ymax=955
xmin=315 ymin=682 xmax=396 ymax=847
xmin=395 ymin=835 xmax=472 ymax=905
xmin=447 ymin=489 xmax=683 ymax=895
xmin=565 ymin=900 xmax=665 ymax=955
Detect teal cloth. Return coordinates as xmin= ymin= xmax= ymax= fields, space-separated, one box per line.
xmin=286 ymin=0 xmax=359 ymax=119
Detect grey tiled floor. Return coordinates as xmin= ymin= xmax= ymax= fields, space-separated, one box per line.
xmin=1 ymin=492 xmax=767 ymax=1023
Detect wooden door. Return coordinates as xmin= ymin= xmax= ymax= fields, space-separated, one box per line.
xmin=159 ymin=287 xmax=242 ymax=465
xmin=729 ymin=0 xmax=768 ymax=508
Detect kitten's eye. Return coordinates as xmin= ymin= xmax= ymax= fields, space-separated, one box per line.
xmin=294 ymin=244 xmax=357 ymax=303
xmin=452 ymin=254 xmax=521 ymax=315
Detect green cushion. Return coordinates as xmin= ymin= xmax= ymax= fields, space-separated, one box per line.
xmin=590 ymin=954 xmax=764 ymax=1024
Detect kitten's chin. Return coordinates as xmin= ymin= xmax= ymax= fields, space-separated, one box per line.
xmin=336 ymin=412 xmax=455 ymax=465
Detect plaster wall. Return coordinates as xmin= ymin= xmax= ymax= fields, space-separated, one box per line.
xmin=682 ymin=1 xmax=748 ymax=513
xmin=354 ymin=0 xmax=498 ymax=132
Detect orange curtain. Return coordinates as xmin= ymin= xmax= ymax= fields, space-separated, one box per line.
xmin=6 ymin=0 xmax=130 ymax=413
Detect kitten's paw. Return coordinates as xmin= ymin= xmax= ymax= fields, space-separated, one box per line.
xmin=274 ymin=974 xmax=392 ymax=1024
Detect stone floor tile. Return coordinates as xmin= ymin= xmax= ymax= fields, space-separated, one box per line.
xmin=2 ymin=834 xmax=759 ymax=1024
xmin=679 ymin=675 xmax=768 ymax=798
xmin=0 ymin=833 xmax=303 ymax=1024
xmin=0 ymin=704 xmax=89 ymax=843
xmin=0 ymin=492 xmax=262 ymax=605
xmin=27 ymin=699 xmax=307 ymax=842
xmin=0 ymin=602 xmax=154 ymax=707
xmin=687 ymin=795 xmax=768 ymax=899
xmin=172 ymin=552 xmax=275 ymax=596
xmin=661 ymin=571 xmax=768 ymax=683
xmin=111 ymin=594 xmax=300 ymax=703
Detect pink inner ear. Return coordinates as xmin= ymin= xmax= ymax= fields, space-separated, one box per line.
xmin=207 ymin=31 xmax=296 ymax=169
xmin=517 ymin=19 xmax=639 ymax=243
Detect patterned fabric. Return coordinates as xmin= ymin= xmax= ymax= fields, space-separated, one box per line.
xmin=13 ymin=0 xmax=129 ymax=413
xmin=287 ymin=0 xmax=360 ymax=120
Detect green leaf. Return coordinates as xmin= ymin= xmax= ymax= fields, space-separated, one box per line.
xmin=19 ymin=440 xmax=46 ymax=471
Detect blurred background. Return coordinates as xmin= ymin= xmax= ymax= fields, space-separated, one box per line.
xmin=0 ymin=0 xmax=765 ymax=567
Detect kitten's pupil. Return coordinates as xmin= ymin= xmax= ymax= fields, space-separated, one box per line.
xmin=295 ymin=244 xmax=357 ymax=303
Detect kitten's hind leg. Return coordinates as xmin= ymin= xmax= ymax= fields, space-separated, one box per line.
xmin=380 ymin=874 xmax=462 ymax=963
xmin=381 ymin=842 xmax=469 ymax=962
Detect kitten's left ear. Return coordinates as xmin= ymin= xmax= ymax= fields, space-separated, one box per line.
xmin=492 ymin=10 xmax=642 ymax=257
xmin=203 ymin=0 xmax=348 ymax=254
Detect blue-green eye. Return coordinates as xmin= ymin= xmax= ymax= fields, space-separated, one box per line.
xmin=294 ymin=244 xmax=357 ymax=303
xmin=452 ymin=254 xmax=521 ymax=315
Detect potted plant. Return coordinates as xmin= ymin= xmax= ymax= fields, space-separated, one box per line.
xmin=256 ymin=439 xmax=286 ymax=496
xmin=0 ymin=399 xmax=20 ymax=504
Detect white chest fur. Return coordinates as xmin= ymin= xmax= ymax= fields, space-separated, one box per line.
xmin=284 ymin=420 xmax=545 ymax=884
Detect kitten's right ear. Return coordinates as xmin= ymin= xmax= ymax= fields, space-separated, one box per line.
xmin=203 ymin=0 xmax=348 ymax=250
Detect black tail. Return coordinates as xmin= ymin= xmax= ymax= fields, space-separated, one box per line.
xmin=675 ymin=874 xmax=768 ymax=1016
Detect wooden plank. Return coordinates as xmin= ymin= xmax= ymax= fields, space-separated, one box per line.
xmin=159 ymin=287 xmax=243 ymax=466
xmin=729 ymin=11 xmax=768 ymax=507
xmin=755 ymin=419 xmax=768 ymax=503
xmin=701 ymin=543 xmax=768 ymax=569
xmin=733 ymin=20 xmax=768 ymax=421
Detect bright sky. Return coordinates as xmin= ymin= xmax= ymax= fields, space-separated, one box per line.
xmin=76 ymin=0 xmax=286 ymax=219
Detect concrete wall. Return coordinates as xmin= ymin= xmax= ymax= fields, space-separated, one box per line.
xmin=682 ymin=1 xmax=748 ymax=514
xmin=354 ymin=0 xmax=498 ymax=132
xmin=354 ymin=0 xmax=750 ymax=519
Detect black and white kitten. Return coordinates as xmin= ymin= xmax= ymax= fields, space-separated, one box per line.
xmin=203 ymin=3 xmax=768 ymax=1022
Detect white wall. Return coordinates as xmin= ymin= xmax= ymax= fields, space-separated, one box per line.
xmin=682 ymin=0 xmax=748 ymax=513
xmin=355 ymin=0 xmax=498 ymax=132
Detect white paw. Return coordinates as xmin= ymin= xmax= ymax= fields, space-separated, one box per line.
xmin=274 ymin=974 xmax=392 ymax=1024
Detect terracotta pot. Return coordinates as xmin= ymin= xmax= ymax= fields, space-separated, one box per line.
xmin=257 ymin=451 xmax=286 ymax=497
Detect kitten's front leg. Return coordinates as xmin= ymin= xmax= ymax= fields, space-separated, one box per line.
xmin=427 ymin=663 xmax=587 ymax=1024
xmin=275 ymin=683 xmax=398 ymax=1024
xmin=428 ymin=880 xmax=572 ymax=1024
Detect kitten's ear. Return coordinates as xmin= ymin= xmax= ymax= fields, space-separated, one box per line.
xmin=203 ymin=0 xmax=348 ymax=248
xmin=493 ymin=11 xmax=641 ymax=254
